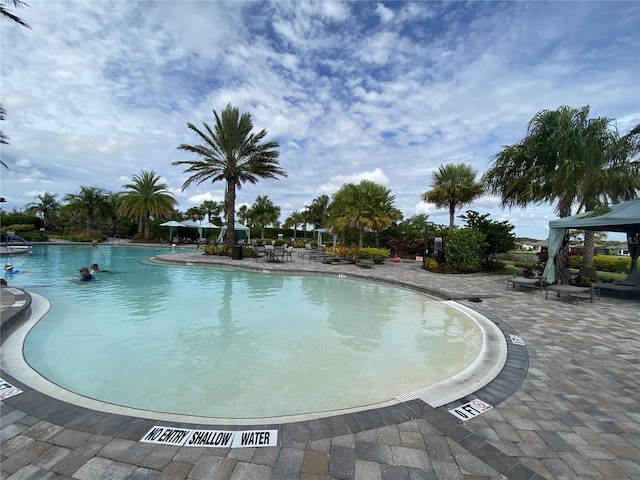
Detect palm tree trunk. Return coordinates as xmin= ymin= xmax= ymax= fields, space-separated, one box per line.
xmin=579 ymin=231 xmax=598 ymax=281
xmin=449 ymin=203 xmax=455 ymax=229
xmin=359 ymin=229 xmax=364 ymax=248
xmin=225 ymin=180 xmax=236 ymax=250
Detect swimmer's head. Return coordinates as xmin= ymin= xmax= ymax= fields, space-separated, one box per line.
xmin=4 ymin=265 xmax=13 ymax=272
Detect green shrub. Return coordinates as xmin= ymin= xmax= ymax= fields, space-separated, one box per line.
xmin=203 ymin=245 xmax=216 ymax=255
xmin=1 ymin=224 xmax=35 ymax=233
xmin=569 ymin=255 xmax=631 ymax=273
xmin=444 ymin=229 xmax=485 ymax=273
xmin=291 ymin=240 xmax=305 ymax=248
xmin=357 ymin=247 xmax=390 ymax=264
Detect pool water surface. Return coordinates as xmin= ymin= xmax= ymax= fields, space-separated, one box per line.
xmin=6 ymin=245 xmax=483 ymax=419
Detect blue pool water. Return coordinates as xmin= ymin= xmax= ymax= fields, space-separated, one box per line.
xmin=7 ymin=245 xmax=482 ymax=419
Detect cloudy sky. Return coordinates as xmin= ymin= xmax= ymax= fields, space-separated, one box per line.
xmin=1 ymin=1 xmax=638 ymax=240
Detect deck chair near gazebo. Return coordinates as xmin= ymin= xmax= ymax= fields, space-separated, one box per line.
xmin=542 ymin=198 xmax=640 ymax=299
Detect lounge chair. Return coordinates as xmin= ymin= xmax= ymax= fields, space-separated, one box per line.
xmin=546 ymin=284 xmax=597 ymax=305
xmin=506 ymin=276 xmax=543 ymax=293
xmin=356 ymin=259 xmax=375 ymax=269
xmin=284 ymin=246 xmax=294 ymax=262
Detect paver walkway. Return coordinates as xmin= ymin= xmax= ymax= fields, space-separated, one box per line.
xmin=1 ymin=249 xmax=639 ymax=479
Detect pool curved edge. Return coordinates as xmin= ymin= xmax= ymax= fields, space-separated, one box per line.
xmin=0 ymin=261 xmax=529 ymax=444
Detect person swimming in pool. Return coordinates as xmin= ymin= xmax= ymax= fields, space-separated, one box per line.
xmin=79 ymin=267 xmax=95 ymax=281
xmin=4 ymin=264 xmax=26 ymax=274
xmin=90 ymin=263 xmax=110 ymax=274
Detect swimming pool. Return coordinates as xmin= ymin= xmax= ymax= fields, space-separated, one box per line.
xmin=5 ymin=245 xmax=487 ymax=421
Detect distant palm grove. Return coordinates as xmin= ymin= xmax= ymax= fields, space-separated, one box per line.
xmin=2 ymin=104 xmax=638 ymax=279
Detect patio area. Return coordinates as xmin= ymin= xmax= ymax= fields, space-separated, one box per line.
xmin=1 ymin=251 xmax=639 ymax=479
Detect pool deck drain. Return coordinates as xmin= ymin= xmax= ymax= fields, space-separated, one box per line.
xmin=2 ymin=247 xmax=639 ymax=479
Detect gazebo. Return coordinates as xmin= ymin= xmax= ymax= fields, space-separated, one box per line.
xmin=542 ymin=199 xmax=640 ymax=289
xmin=217 ymin=223 xmax=251 ymax=243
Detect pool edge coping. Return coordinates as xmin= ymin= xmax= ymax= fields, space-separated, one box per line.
xmin=1 ymin=255 xmax=529 ymax=448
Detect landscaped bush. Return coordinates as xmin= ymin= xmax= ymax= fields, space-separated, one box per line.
xmin=0 ymin=224 xmax=35 ymax=233
xmin=290 ymin=240 xmax=305 ymax=248
xmin=444 ymin=228 xmax=485 ymax=273
xmin=325 ymin=245 xmax=357 ymax=259
xmin=569 ymin=255 xmax=631 ymax=273
xmin=14 ymin=232 xmax=48 ymax=242
xmin=357 ymin=247 xmax=390 ymax=264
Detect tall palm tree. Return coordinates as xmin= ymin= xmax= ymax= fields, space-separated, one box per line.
xmin=483 ymin=106 xmax=639 ymax=282
xmin=421 ymin=163 xmax=484 ymax=230
xmin=328 ymin=180 xmax=402 ymax=248
xmin=247 ymin=195 xmax=280 ymax=240
xmin=1 ymin=1 xmax=30 ymax=164
xmin=25 ymin=192 xmax=60 ymax=229
xmin=1 ymin=0 xmax=30 ymax=28
xmin=119 ymin=170 xmax=177 ymax=240
xmin=63 ymin=186 xmax=108 ymax=234
xmin=1 ymin=105 xmax=9 ymax=169
xmin=173 ymin=103 xmax=286 ymax=249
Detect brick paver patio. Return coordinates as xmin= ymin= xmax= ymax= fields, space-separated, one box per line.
xmin=1 ymin=248 xmax=638 ymax=479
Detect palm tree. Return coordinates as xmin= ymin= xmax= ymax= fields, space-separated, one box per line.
xmin=103 ymin=192 xmax=124 ymax=238
xmin=185 ymin=206 xmax=205 ymax=222
xmin=305 ymin=194 xmax=330 ymax=229
xmin=119 ymin=170 xmax=177 ymax=240
xmin=1 ymin=1 xmax=30 ymax=163
xmin=1 ymin=105 xmax=9 ymax=169
xmin=1 ymin=0 xmax=30 ymax=28
xmin=63 ymin=186 xmax=109 ymax=234
xmin=200 ymin=200 xmax=223 ymax=224
xmin=421 ymin=163 xmax=484 ymax=230
xmin=25 ymin=192 xmax=60 ymax=229
xmin=328 ymin=180 xmax=402 ymax=248
xmin=483 ymin=105 xmax=639 ymax=282
xmin=237 ymin=204 xmax=249 ymax=225
xmin=173 ymin=103 xmax=286 ymax=249
xmin=247 ymin=195 xmax=281 ymax=240
xmin=284 ymin=210 xmax=305 ymax=240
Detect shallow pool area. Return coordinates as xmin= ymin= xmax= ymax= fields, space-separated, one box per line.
xmin=2 ymin=245 xmax=500 ymax=422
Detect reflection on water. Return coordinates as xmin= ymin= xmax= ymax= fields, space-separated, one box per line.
xmin=18 ymin=245 xmax=482 ymax=418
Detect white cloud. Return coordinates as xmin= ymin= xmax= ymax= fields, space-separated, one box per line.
xmin=0 ymin=0 xmax=637 ymax=241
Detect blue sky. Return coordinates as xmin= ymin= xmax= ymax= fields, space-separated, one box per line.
xmin=1 ymin=1 xmax=638 ymax=240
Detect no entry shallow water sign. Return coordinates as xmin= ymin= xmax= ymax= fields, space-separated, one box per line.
xmin=141 ymin=426 xmax=278 ymax=448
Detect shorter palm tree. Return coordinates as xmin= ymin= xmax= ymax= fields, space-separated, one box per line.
xmin=25 ymin=192 xmax=60 ymax=229
xmin=421 ymin=163 xmax=484 ymax=230
xmin=247 ymin=195 xmax=280 ymax=239
xmin=284 ymin=210 xmax=305 ymax=240
xmin=119 ymin=170 xmax=177 ymax=240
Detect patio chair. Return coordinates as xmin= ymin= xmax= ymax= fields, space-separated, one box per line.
xmin=253 ymin=246 xmax=266 ymax=263
xmin=284 ymin=246 xmax=294 ymax=262
xmin=272 ymin=246 xmax=286 ymax=263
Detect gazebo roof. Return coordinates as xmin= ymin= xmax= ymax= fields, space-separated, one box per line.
xmin=548 ymin=198 xmax=640 ymax=233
